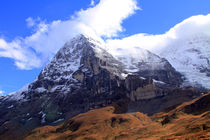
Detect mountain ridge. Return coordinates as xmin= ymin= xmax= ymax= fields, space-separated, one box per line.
xmin=0 ymin=34 xmax=205 ymax=140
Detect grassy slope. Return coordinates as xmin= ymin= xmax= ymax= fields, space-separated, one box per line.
xmin=24 ymin=93 xmax=210 ymax=140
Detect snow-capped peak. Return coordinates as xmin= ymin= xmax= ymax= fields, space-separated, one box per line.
xmin=40 ymin=34 xmax=106 ymax=81
xmin=106 ymin=45 xmax=168 ymax=72
xmin=159 ymin=34 xmax=210 ymax=89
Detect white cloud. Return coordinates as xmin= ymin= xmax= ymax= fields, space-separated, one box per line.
xmin=0 ymin=90 xmax=4 ymax=95
xmin=0 ymin=38 xmax=42 ymax=69
xmin=166 ymin=14 xmax=210 ymax=40
xmin=90 ymin=0 xmax=95 ymax=6
xmin=26 ymin=17 xmax=35 ymax=27
xmin=26 ymin=17 xmax=41 ymax=28
xmin=76 ymin=0 xmax=139 ymax=37
xmin=106 ymin=14 xmax=210 ymax=54
xmin=0 ymin=0 xmax=139 ymax=70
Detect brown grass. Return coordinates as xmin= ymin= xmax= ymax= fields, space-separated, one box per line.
xmin=24 ymin=92 xmax=210 ymax=140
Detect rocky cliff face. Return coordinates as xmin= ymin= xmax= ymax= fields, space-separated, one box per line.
xmin=125 ymin=75 xmax=156 ymax=100
xmin=0 ymin=34 xmax=196 ymax=140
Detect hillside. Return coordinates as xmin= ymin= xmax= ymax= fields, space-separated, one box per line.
xmin=24 ymin=92 xmax=210 ymax=140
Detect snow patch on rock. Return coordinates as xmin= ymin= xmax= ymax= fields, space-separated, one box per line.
xmin=106 ymin=46 xmax=167 ymax=72
xmin=5 ymin=84 xmax=29 ymax=101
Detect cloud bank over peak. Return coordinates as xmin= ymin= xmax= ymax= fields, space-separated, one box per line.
xmin=0 ymin=0 xmax=139 ymax=70
xmin=75 ymin=0 xmax=139 ymax=37
xmin=167 ymin=14 xmax=210 ymax=39
xmin=106 ymin=14 xmax=210 ymax=89
xmin=106 ymin=14 xmax=210 ymax=54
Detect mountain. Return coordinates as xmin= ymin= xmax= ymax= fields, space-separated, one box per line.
xmin=24 ymin=92 xmax=210 ymax=140
xmin=0 ymin=34 xmax=201 ymax=140
xmin=159 ymin=34 xmax=210 ymax=89
xmin=106 ymin=43 xmax=183 ymax=86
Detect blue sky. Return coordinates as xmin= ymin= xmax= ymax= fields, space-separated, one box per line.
xmin=0 ymin=0 xmax=210 ymax=94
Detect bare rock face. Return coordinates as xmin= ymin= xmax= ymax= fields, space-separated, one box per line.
xmin=0 ymin=34 xmax=194 ymax=140
xmin=125 ymin=75 xmax=156 ymax=100
xmin=135 ymin=57 xmax=183 ymax=87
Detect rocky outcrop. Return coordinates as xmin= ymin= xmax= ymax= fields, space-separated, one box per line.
xmin=127 ymin=87 xmax=201 ymax=115
xmin=135 ymin=58 xmax=183 ymax=87
xmin=125 ymin=75 xmax=156 ymax=100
